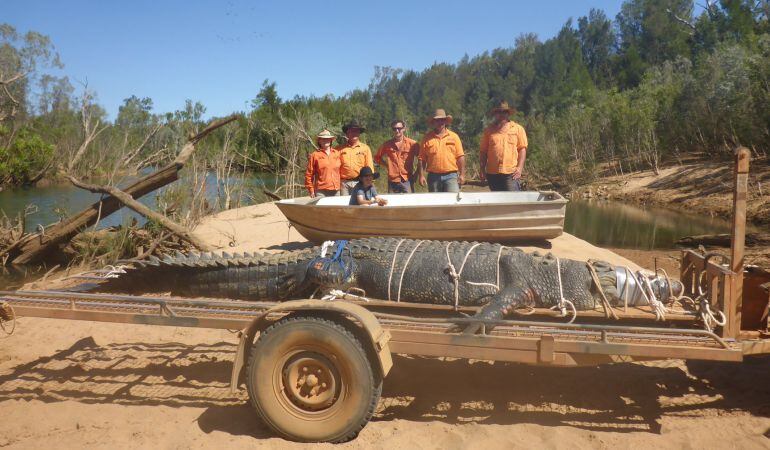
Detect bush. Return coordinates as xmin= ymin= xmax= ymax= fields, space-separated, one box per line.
xmin=0 ymin=128 xmax=54 ymax=185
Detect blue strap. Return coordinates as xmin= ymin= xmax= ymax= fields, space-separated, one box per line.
xmin=331 ymin=240 xmax=348 ymax=262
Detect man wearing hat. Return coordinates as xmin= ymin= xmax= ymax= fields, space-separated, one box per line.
xmin=337 ymin=120 xmax=374 ymax=196
xmin=479 ymin=100 xmax=528 ymax=191
xmin=418 ymin=109 xmax=465 ymax=193
xmin=304 ymin=129 xmax=341 ymax=198
xmin=349 ymin=166 xmax=388 ymax=206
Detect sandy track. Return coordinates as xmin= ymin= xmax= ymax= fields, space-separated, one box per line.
xmin=2 ymin=317 xmax=770 ymax=449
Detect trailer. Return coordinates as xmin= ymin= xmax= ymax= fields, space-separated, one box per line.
xmin=1 ymin=148 xmax=768 ymax=443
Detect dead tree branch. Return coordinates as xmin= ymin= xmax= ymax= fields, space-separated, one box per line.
xmin=4 ymin=114 xmax=238 ymax=265
xmin=67 ymin=175 xmax=213 ymax=251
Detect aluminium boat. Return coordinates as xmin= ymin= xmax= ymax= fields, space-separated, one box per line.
xmin=275 ymin=191 xmax=567 ymax=243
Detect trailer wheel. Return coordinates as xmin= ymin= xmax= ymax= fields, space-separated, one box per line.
xmin=246 ymin=316 xmax=381 ymax=443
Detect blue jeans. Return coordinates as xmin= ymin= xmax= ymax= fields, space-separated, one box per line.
xmin=486 ymin=173 xmax=521 ymax=191
xmin=388 ymin=180 xmax=411 ymax=193
xmin=427 ymin=172 xmax=459 ymax=193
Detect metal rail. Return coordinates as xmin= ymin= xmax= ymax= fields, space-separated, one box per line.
xmin=0 ymin=289 xmax=743 ymax=365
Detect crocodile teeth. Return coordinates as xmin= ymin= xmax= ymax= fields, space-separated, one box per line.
xmin=222 ymin=252 xmax=232 ymax=259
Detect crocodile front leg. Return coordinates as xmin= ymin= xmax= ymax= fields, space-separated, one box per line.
xmin=458 ymin=285 xmax=533 ymax=335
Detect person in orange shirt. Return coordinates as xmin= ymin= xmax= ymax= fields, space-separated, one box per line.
xmin=336 ymin=120 xmax=373 ymax=196
xmin=305 ymin=129 xmax=341 ymax=198
xmin=418 ymin=109 xmax=465 ymax=193
xmin=479 ymin=101 xmax=528 ymax=191
xmin=374 ymin=119 xmax=420 ymax=193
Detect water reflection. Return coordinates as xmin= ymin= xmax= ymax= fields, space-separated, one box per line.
xmin=565 ymin=199 xmax=734 ymax=250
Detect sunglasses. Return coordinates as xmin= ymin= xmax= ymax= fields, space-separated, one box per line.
xmin=392 ymin=127 xmax=404 ymax=131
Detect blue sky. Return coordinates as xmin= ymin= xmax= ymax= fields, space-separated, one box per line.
xmin=6 ymin=0 xmax=626 ymax=119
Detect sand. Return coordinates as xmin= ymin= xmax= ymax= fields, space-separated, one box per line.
xmin=2 ymin=202 xmax=769 ymax=448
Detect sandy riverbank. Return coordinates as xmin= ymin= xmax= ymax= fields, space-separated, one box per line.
xmin=3 ymin=201 xmax=770 ymax=448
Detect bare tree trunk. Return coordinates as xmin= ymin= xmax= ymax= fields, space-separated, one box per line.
xmin=120 ymin=122 xmax=164 ymax=167
xmin=68 ymin=89 xmax=107 ymax=173
xmin=67 ymin=176 xmax=213 ymax=251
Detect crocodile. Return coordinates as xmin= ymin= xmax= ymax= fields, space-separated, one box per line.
xmin=99 ymin=238 xmax=682 ymax=326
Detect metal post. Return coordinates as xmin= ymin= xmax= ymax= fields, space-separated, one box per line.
xmin=727 ymin=147 xmax=750 ymax=339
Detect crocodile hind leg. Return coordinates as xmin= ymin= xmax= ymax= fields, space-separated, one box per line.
xmin=457 ymin=285 xmax=532 ymax=335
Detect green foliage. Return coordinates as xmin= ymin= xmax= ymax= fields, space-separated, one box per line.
xmin=2 ymin=1 xmax=769 ymax=191
xmin=0 ymin=128 xmax=53 ymax=184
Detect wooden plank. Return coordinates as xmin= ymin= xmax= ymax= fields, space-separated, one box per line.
xmin=727 ymin=147 xmax=750 ymax=339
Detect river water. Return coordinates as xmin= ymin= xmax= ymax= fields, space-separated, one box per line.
xmin=0 ymin=177 xmax=738 ymax=288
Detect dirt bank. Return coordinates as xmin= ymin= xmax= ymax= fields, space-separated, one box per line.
xmin=574 ymin=157 xmax=770 ymax=268
xmin=574 ymin=157 xmax=770 ymax=226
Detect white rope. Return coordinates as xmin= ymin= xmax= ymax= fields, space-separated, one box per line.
xmin=320 ymin=240 xmax=335 ymax=258
xmin=700 ymin=301 xmax=727 ymax=332
xmin=639 ymin=272 xmax=668 ymax=321
xmin=465 ymin=244 xmax=508 ymax=291
xmin=321 ymin=289 xmax=370 ymax=302
xmin=549 ymin=257 xmax=577 ymax=324
xmin=103 ymin=265 xmax=128 ymax=279
xmin=444 ymin=242 xmax=482 ymax=310
xmin=396 ymin=240 xmax=425 ymax=303
xmin=387 ymin=239 xmax=407 ymax=301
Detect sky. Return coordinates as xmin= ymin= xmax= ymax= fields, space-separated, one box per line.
xmin=6 ymin=0 xmax=626 ymax=119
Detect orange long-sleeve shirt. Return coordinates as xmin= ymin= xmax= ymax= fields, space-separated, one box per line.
xmin=419 ymin=129 xmax=464 ymax=173
xmin=480 ymin=121 xmax=528 ymax=175
xmin=305 ymin=149 xmax=341 ymax=195
xmin=337 ymin=141 xmax=373 ymax=180
xmin=374 ymin=137 xmax=419 ymax=182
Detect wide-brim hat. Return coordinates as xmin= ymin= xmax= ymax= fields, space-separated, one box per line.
xmin=358 ymin=166 xmax=380 ymax=180
xmin=428 ymin=108 xmax=453 ymax=124
xmin=316 ymin=129 xmax=336 ymax=141
xmin=342 ymin=120 xmax=366 ymax=133
xmin=489 ymin=100 xmax=516 ymax=116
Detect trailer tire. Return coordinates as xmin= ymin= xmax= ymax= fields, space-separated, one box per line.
xmin=246 ymin=315 xmax=381 ymax=443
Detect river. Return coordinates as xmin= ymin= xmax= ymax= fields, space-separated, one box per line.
xmin=0 ymin=177 xmax=740 ymax=289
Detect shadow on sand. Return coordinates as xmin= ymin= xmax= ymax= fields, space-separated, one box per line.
xmin=1 ymin=338 xmax=769 ymax=439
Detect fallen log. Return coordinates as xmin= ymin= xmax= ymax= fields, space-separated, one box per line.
xmin=676 ymin=232 xmax=765 ymax=248
xmin=67 ymin=176 xmax=214 ymax=251
xmin=4 ymin=115 xmax=238 ymax=265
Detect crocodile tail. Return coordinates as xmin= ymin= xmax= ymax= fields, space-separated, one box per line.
xmin=96 ymin=248 xmax=318 ymax=301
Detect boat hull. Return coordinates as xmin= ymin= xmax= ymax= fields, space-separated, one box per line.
xmin=276 ymin=191 xmax=567 ymax=243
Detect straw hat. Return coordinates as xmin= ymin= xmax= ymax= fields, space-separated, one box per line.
xmin=488 ymin=100 xmax=516 ymax=116
xmin=316 ymin=129 xmax=336 ymax=141
xmin=428 ymin=108 xmax=453 ymax=124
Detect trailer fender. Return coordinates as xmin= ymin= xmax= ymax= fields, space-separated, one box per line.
xmin=230 ymin=299 xmax=392 ymax=393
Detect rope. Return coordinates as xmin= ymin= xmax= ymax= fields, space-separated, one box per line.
xmin=549 ymin=257 xmax=577 ymax=323
xmin=700 ymin=301 xmax=727 ymax=332
xmin=322 ymin=288 xmax=370 ymax=302
xmin=396 ymin=240 xmax=425 ymax=303
xmin=387 ymin=239 xmax=407 ymax=301
xmin=0 ymin=302 xmax=15 ymax=336
xmin=465 ymin=244 xmax=509 ymax=291
xmin=639 ymin=273 xmax=668 ymax=321
xmin=444 ymin=242 xmax=481 ymax=310
xmin=586 ymin=260 xmax=620 ymax=320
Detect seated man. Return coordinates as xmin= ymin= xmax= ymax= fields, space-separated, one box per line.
xmin=349 ymin=166 xmax=388 ymax=206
